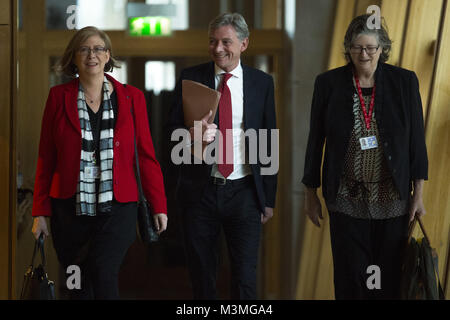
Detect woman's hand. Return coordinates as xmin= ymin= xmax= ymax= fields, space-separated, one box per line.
xmin=304 ymin=188 xmax=323 ymax=227
xmin=409 ymin=179 xmax=426 ymax=222
xmin=31 ymin=216 xmax=49 ymax=240
xmin=153 ymin=213 xmax=168 ymax=235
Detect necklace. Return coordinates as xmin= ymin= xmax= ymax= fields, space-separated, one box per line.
xmin=85 ymin=92 xmax=101 ymax=104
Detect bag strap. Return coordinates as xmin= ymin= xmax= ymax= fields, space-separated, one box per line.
xmin=407 ymin=217 xmax=430 ymax=245
xmin=127 ymin=88 xmax=146 ymax=205
xmin=29 ymin=234 xmax=46 ymax=267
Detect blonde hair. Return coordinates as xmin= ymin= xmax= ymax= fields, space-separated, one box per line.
xmin=55 ymin=26 xmax=120 ymax=78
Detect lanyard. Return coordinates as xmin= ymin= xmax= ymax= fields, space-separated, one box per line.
xmin=354 ymin=74 xmax=376 ymax=130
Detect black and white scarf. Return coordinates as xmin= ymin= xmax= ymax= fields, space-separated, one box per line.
xmin=76 ymin=76 xmax=114 ymax=216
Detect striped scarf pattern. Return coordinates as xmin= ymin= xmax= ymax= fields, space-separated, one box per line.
xmin=76 ymin=77 xmax=114 ymax=216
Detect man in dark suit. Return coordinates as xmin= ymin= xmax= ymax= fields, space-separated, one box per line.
xmin=167 ymin=13 xmax=277 ymax=299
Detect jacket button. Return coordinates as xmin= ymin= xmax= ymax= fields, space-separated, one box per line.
xmin=388 ymin=155 xmax=392 ymax=161
xmin=115 ymin=141 xmax=120 ymax=147
xmin=384 ymin=142 xmax=388 ymax=147
xmin=127 ymin=96 xmax=130 ymax=99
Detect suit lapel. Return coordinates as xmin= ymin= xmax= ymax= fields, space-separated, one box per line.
xmin=336 ymin=64 xmax=356 ymax=137
xmin=205 ymin=62 xmax=220 ymax=125
xmin=64 ymin=78 xmax=81 ymax=134
xmin=204 ymin=61 xmax=215 ymax=90
xmin=242 ymin=64 xmax=255 ymax=131
xmin=374 ymin=62 xmax=384 ymax=125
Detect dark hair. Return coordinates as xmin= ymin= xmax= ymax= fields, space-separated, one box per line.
xmin=208 ymin=12 xmax=250 ymax=41
xmin=343 ymin=14 xmax=392 ymax=63
xmin=55 ymin=26 xmax=120 ymax=78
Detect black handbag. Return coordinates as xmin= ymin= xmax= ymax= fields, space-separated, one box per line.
xmin=131 ymin=106 xmax=159 ymax=243
xmin=401 ymin=217 xmax=445 ymax=300
xmin=20 ymin=234 xmax=56 ymax=300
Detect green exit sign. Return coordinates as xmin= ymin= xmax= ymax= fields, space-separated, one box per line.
xmin=129 ymin=17 xmax=172 ymax=36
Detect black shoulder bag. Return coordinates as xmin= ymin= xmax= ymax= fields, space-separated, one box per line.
xmin=130 ymin=104 xmax=159 ymax=243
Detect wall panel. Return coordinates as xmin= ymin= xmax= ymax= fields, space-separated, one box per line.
xmin=0 ymin=0 xmax=10 ymax=24
xmin=0 ymin=24 xmax=12 ymax=300
xmin=328 ymin=0 xmax=356 ymax=69
xmin=380 ymin=0 xmax=408 ymax=66
xmin=354 ymin=0 xmax=381 ymax=15
xmin=0 ymin=0 xmax=15 ymax=299
xmin=400 ymin=0 xmax=443 ymax=115
xmin=421 ymin=0 xmax=450 ymax=297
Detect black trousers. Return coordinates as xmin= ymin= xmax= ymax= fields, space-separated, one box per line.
xmin=181 ymin=176 xmax=262 ymax=300
xmin=329 ymin=211 xmax=409 ymax=300
xmin=50 ymin=198 xmax=137 ymax=300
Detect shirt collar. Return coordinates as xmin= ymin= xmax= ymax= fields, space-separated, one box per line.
xmin=214 ymin=60 xmax=243 ymax=79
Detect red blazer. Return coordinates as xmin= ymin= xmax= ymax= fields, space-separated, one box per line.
xmin=32 ymin=74 xmax=167 ymax=217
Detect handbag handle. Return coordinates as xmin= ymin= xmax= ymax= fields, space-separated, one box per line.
xmin=407 ymin=216 xmax=430 ymax=245
xmin=128 ymin=97 xmax=146 ymax=206
xmin=29 ymin=234 xmax=46 ymax=268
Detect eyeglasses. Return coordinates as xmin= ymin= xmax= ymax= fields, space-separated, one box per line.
xmin=350 ymin=45 xmax=380 ymax=55
xmin=77 ymin=46 xmax=107 ymax=56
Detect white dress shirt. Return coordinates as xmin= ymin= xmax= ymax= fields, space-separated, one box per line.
xmin=211 ymin=62 xmax=252 ymax=180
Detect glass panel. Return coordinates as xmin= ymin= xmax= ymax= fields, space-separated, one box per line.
xmin=76 ymin=0 xmax=127 ymax=30
xmin=18 ymin=0 xmax=23 ymax=30
xmin=144 ymin=0 xmax=188 ymax=30
xmin=46 ymin=0 xmax=77 ymax=30
xmin=189 ymin=0 xmax=257 ymax=29
xmin=46 ymin=0 xmax=127 ymax=30
xmin=45 ymin=0 xmax=278 ymax=31
xmin=145 ymin=61 xmax=175 ymax=95
xmin=107 ymin=61 xmax=128 ymax=84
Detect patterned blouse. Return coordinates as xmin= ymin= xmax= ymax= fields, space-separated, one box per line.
xmin=327 ymin=86 xmax=409 ymax=219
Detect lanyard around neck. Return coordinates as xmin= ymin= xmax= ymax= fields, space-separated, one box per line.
xmin=354 ymin=73 xmax=376 ymax=130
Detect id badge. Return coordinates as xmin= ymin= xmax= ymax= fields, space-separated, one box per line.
xmin=359 ymin=136 xmax=378 ymax=150
xmin=84 ymin=165 xmax=100 ymax=180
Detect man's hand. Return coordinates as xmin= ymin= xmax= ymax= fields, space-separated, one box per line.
xmin=189 ymin=110 xmax=217 ymax=144
xmin=261 ymin=207 xmax=274 ymax=224
xmin=304 ymin=188 xmax=323 ymax=227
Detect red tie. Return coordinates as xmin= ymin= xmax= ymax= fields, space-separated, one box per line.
xmin=218 ymin=73 xmax=233 ymax=178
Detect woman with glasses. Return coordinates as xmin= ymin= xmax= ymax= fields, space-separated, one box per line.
xmin=31 ymin=26 xmax=168 ymax=299
xmin=302 ymin=14 xmax=428 ymax=299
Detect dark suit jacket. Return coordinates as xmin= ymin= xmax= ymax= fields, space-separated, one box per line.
xmin=32 ymin=74 xmax=167 ymax=217
xmin=302 ymin=62 xmax=428 ymax=202
xmin=168 ymin=61 xmax=277 ymax=212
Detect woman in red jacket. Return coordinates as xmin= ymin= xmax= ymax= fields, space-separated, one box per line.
xmin=31 ymin=26 xmax=167 ymax=299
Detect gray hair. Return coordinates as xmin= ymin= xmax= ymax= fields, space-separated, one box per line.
xmin=208 ymin=12 xmax=250 ymax=41
xmin=343 ymin=14 xmax=392 ymax=63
